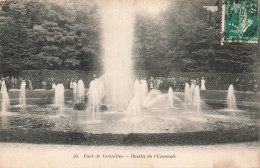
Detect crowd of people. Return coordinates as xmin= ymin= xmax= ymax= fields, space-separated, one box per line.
xmin=233 ymin=77 xmax=259 ymax=92
xmin=0 ymin=74 xmax=259 ymax=93
xmin=41 ymin=77 xmax=85 ymax=91
xmin=145 ymin=76 xmax=207 ymax=91
xmin=145 ymin=76 xmax=259 ymax=93
xmin=0 ymin=76 xmax=33 ymax=91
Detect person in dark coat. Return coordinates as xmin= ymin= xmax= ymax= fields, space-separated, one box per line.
xmin=25 ymin=79 xmax=29 ymax=90
xmin=241 ymin=79 xmax=246 ymax=91
xmin=234 ymin=77 xmax=240 ymax=91
xmin=46 ymin=78 xmax=52 ymax=90
xmin=253 ymin=80 xmax=259 ymax=93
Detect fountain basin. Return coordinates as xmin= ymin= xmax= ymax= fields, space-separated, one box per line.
xmin=0 ymin=102 xmax=258 ymax=145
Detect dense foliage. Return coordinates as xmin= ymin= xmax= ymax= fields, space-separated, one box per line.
xmin=133 ymin=0 xmax=259 ymax=73
xmin=0 ymin=0 xmax=101 ymax=75
xmin=0 ymin=0 xmax=259 ymax=76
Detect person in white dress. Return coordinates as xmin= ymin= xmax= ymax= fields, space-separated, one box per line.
xmin=201 ymin=77 xmax=206 ymax=90
xmin=72 ymin=80 xmax=78 ymax=102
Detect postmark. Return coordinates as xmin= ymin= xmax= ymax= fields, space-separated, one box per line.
xmin=222 ymin=0 xmax=258 ymax=43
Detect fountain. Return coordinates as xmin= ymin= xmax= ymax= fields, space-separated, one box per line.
xmin=87 ymin=78 xmax=102 ymax=120
xmin=97 ymin=0 xmax=135 ymax=111
xmin=184 ymin=83 xmax=201 ymax=116
xmin=227 ymin=84 xmax=237 ymax=110
xmin=168 ymin=87 xmax=174 ymax=109
xmin=127 ymin=97 xmax=142 ymax=122
xmin=133 ymin=79 xmax=142 ymax=104
xmin=144 ymin=89 xmax=163 ymax=108
xmin=1 ymin=80 xmax=10 ymax=114
xmin=141 ymin=79 xmax=148 ymax=106
xmin=54 ymin=83 xmax=65 ymax=117
xmin=193 ymin=85 xmax=201 ymax=116
xmin=77 ymin=79 xmax=85 ymax=103
xmin=184 ymin=83 xmax=190 ymax=112
xmin=19 ymin=80 xmax=26 ymax=106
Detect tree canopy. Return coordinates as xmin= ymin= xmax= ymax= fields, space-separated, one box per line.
xmin=0 ymin=0 xmax=101 ymax=75
xmin=0 ymin=0 xmax=259 ymax=76
xmin=133 ymin=0 xmax=259 ymax=73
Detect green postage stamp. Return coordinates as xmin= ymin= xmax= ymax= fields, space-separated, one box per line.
xmin=222 ymin=0 xmax=258 ymax=43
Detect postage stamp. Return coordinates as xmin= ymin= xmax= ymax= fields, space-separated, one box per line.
xmin=222 ymin=0 xmax=258 ymax=43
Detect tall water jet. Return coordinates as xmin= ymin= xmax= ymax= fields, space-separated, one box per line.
xmin=168 ymin=87 xmax=174 ymax=109
xmin=227 ymin=84 xmax=237 ymax=110
xmin=144 ymin=89 xmax=162 ymax=108
xmin=127 ymin=97 xmax=142 ymax=122
xmin=141 ymin=79 xmax=148 ymax=106
xmin=184 ymin=83 xmax=190 ymax=112
xmin=77 ymin=79 xmax=85 ymax=103
xmin=133 ymin=79 xmax=141 ymax=102
xmin=190 ymin=82 xmax=196 ymax=104
xmin=54 ymin=83 xmax=65 ymax=117
xmin=97 ymin=0 xmax=135 ymax=108
xmin=87 ymin=79 xmax=102 ymax=120
xmin=19 ymin=80 xmax=26 ymax=106
xmin=1 ymin=80 xmax=10 ymax=113
xmin=193 ymin=85 xmax=200 ymax=116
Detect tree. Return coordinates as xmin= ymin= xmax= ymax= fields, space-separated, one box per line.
xmin=0 ymin=0 xmax=101 ymax=75
xmin=134 ymin=0 xmax=259 ymax=73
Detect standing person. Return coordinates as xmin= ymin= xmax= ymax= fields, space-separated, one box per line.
xmin=25 ymin=79 xmax=29 ymax=90
xmin=241 ymin=79 xmax=246 ymax=91
xmin=201 ymin=77 xmax=206 ymax=90
xmin=72 ymin=79 xmax=78 ymax=102
xmin=11 ymin=76 xmax=14 ymax=89
xmin=248 ymin=79 xmax=254 ymax=92
xmin=18 ymin=77 xmax=22 ymax=89
xmin=42 ymin=80 xmax=47 ymax=90
xmin=253 ymin=80 xmax=258 ymax=93
xmin=66 ymin=78 xmax=70 ymax=89
xmin=239 ymin=79 xmax=245 ymax=91
xmin=149 ymin=76 xmax=154 ymax=90
xmin=234 ymin=77 xmax=240 ymax=91
xmin=196 ymin=78 xmax=200 ymax=86
xmin=5 ymin=77 xmax=10 ymax=91
xmin=46 ymin=78 xmax=52 ymax=90
xmin=70 ymin=78 xmax=74 ymax=90
xmin=51 ymin=78 xmax=56 ymax=90
xmin=14 ymin=77 xmax=18 ymax=89
xmin=1 ymin=78 xmax=5 ymax=93
xmin=172 ymin=78 xmax=176 ymax=90
xmin=28 ymin=79 xmax=33 ymax=90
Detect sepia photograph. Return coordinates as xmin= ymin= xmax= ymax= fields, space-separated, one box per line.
xmin=0 ymin=0 xmax=259 ymax=167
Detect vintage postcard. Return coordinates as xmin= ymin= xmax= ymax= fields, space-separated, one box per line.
xmin=0 ymin=0 xmax=259 ymax=167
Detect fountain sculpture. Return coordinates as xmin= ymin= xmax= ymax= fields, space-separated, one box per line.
xmin=227 ymin=84 xmax=237 ymax=110
xmin=19 ymin=80 xmax=26 ymax=106
xmin=54 ymin=83 xmax=65 ymax=117
xmin=1 ymin=80 xmax=10 ymax=113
